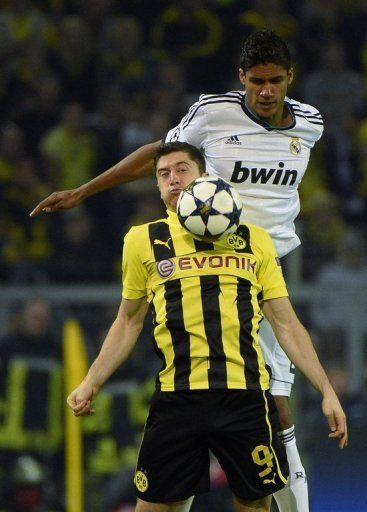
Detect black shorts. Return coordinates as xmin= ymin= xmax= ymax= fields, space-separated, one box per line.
xmin=134 ymin=389 xmax=288 ymax=503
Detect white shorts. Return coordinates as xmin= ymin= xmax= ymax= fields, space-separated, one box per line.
xmin=259 ymin=317 xmax=295 ymax=397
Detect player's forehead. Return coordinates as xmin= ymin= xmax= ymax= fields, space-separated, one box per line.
xmin=156 ymin=151 xmax=197 ymax=171
xmin=245 ymin=62 xmax=289 ymax=79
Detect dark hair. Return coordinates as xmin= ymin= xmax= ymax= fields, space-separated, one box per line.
xmin=240 ymin=29 xmax=291 ymax=71
xmin=153 ymin=141 xmax=206 ymax=174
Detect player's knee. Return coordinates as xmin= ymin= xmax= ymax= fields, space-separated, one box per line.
xmin=273 ymin=395 xmax=293 ymax=430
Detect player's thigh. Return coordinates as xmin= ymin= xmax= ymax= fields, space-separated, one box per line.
xmin=134 ymin=391 xmax=210 ymax=503
xmin=259 ymin=317 xmax=295 ymax=396
xmin=208 ymin=390 xmax=289 ymax=501
xmin=136 ymin=496 xmax=194 ymax=512
xmin=233 ymin=494 xmax=271 ymax=512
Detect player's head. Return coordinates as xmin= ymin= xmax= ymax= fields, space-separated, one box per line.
xmin=154 ymin=142 xmax=207 ymax=211
xmin=238 ymin=30 xmax=293 ymax=125
xmin=239 ymin=29 xmax=291 ymax=72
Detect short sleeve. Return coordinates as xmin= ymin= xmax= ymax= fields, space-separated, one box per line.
xmin=165 ymin=96 xmax=207 ymax=147
xmin=122 ymin=227 xmax=148 ymax=299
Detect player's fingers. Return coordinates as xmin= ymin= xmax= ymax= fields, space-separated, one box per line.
xmin=328 ymin=428 xmax=348 ymax=448
xmin=67 ymin=397 xmax=88 ymax=412
xmin=30 ymin=195 xmax=59 ymax=216
xmin=73 ymin=402 xmax=92 ymax=416
xmin=327 ymin=411 xmax=348 ymax=448
xmin=340 ymin=426 xmax=348 ymax=449
xmin=42 ymin=199 xmax=63 ymax=213
xmin=71 ymin=400 xmax=96 ymax=417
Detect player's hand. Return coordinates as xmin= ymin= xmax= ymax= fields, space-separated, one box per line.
xmin=322 ymin=392 xmax=348 ymax=449
xmin=67 ymin=381 xmax=97 ymax=417
xmin=30 ymin=189 xmax=83 ymax=217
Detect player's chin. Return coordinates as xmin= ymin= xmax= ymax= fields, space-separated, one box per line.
xmin=257 ymin=104 xmax=277 ymax=116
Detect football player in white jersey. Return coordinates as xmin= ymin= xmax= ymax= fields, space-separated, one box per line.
xmin=31 ymin=30 xmax=325 ymax=512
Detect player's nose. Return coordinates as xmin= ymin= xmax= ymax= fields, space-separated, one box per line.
xmin=260 ymin=86 xmax=274 ymax=97
xmin=169 ymin=171 xmax=180 ymax=184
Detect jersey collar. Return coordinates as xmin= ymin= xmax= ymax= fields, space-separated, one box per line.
xmin=241 ymin=94 xmax=295 ymax=131
xmin=166 ymin=209 xmax=181 ymax=225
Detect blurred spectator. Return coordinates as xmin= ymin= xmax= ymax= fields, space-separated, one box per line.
xmin=0 ymin=298 xmax=61 ymax=455
xmin=77 ymin=0 xmax=116 ymax=37
xmin=302 ymin=39 xmax=365 ymax=215
xmin=299 ymin=0 xmax=367 ymax=72
xmin=87 ymin=84 xmax=125 ymax=170
xmin=40 ymin=101 xmax=98 ymax=190
xmin=298 ymin=0 xmax=344 ymax=70
xmin=308 ymin=230 xmax=367 ymax=419
xmin=0 ymin=211 xmax=27 ymax=283
xmin=152 ymin=60 xmax=190 ymax=117
xmin=0 ymin=454 xmax=62 ymax=512
xmin=300 ymin=190 xmax=347 ymax=279
xmin=151 ymin=0 xmax=223 ymax=91
xmin=98 ymin=15 xmax=156 ymax=96
xmin=51 ymin=14 xmax=95 ymax=106
xmin=119 ymin=96 xmax=174 ymax=157
xmin=0 ymin=125 xmax=52 ymax=283
xmin=14 ymin=73 xmax=62 ymax=153
xmin=0 ymin=123 xmax=27 ymax=184
xmin=2 ymin=157 xmax=52 ymax=283
xmin=0 ymin=298 xmax=59 ymax=361
xmin=49 ymin=207 xmax=114 ymax=282
xmin=310 ymin=228 xmax=367 ymax=363
xmin=312 ymin=228 xmax=367 ymax=318
xmin=119 ymin=94 xmax=154 ymax=155
xmin=9 ymin=42 xmax=53 ymax=106
xmin=0 ymin=1 xmax=52 ymax=50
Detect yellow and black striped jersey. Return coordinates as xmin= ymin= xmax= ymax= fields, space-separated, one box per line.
xmin=122 ymin=210 xmax=288 ymax=392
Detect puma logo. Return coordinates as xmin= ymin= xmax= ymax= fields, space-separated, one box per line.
xmin=154 ymin=238 xmax=172 ymax=249
xmin=263 ymin=474 xmax=277 ymax=485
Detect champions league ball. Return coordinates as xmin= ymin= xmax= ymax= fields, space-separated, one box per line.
xmin=177 ymin=176 xmax=242 ymax=240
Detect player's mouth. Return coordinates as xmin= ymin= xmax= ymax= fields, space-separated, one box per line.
xmin=257 ymin=101 xmax=276 ymax=110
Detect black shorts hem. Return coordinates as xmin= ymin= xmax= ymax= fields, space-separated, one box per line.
xmin=233 ymin=479 xmax=287 ymax=502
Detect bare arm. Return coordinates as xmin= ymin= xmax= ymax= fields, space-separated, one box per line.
xmin=262 ymin=296 xmax=348 ymax=448
xmin=30 ymin=140 xmax=162 ymax=216
xmin=67 ymin=296 xmax=149 ymax=416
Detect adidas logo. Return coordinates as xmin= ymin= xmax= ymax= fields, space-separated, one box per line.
xmin=225 ymin=135 xmax=241 ymax=145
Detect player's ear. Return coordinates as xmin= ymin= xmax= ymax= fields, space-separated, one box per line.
xmin=239 ymin=68 xmax=246 ymax=85
xmin=287 ymin=68 xmax=294 ymax=85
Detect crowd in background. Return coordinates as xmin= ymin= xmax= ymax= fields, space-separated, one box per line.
xmin=1 ymin=1 xmax=367 ymax=511
xmin=0 ymin=0 xmax=367 ymax=285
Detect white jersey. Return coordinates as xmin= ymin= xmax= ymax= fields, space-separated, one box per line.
xmin=165 ymin=91 xmax=323 ymax=257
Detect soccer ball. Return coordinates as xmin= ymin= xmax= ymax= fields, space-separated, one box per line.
xmin=177 ymin=176 xmax=242 ymax=240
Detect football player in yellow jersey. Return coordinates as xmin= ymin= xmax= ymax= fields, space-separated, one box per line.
xmin=67 ymin=142 xmax=347 ymax=512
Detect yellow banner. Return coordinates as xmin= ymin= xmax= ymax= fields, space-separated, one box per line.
xmin=63 ymin=319 xmax=88 ymax=512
